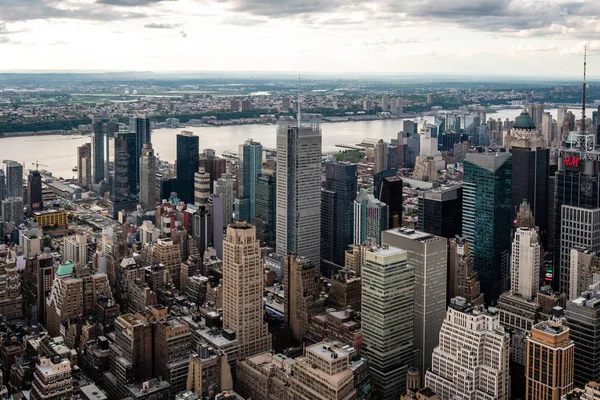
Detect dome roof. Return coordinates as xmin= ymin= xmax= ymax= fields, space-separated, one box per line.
xmin=513 ymin=109 xmax=537 ymax=130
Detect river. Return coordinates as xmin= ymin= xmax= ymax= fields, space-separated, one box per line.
xmin=0 ymin=107 xmax=592 ymax=180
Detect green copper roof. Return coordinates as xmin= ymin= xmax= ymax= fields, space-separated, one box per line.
xmin=56 ymin=262 xmax=74 ymax=276
xmin=514 ymin=109 xmax=537 ymax=130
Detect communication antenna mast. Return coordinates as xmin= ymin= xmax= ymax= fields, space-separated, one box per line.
xmin=582 ymin=45 xmax=587 ymax=133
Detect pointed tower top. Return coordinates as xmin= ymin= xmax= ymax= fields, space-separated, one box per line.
xmin=582 ymin=45 xmax=587 ymax=133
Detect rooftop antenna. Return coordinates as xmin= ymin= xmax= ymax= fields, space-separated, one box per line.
xmin=297 ymin=73 xmax=301 ymax=125
xmin=582 ymin=45 xmax=587 ymax=133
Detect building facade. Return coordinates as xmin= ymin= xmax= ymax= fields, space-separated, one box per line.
xmin=177 ymin=131 xmax=200 ymax=204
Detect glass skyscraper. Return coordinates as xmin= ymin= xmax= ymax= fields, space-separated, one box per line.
xmin=462 ymin=152 xmax=512 ymax=303
xmin=176 ymin=131 xmax=200 ymax=204
xmin=252 ymin=169 xmax=276 ymax=247
xmin=239 ymin=140 xmax=263 ymax=222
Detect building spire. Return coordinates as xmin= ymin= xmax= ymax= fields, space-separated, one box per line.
xmin=582 ymin=45 xmax=587 ymax=133
xmin=297 ymin=73 xmax=301 ymax=125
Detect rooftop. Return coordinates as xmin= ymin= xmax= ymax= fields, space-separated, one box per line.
xmin=513 ymin=109 xmax=537 ymax=130
xmin=383 ymin=227 xmax=440 ymax=242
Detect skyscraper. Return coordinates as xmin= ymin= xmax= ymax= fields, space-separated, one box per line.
xmin=199 ymin=149 xmax=226 ymax=194
xmin=133 ymin=116 xmax=151 ymax=187
xmin=525 ymin=319 xmax=574 ymax=400
xmin=353 ymin=189 xmax=388 ymax=245
xmin=425 ymin=297 xmax=510 ymax=400
xmin=77 ymin=143 xmax=92 ymax=189
xmin=511 ymin=227 xmax=541 ymax=301
xmin=3 ymin=160 xmax=23 ymax=198
xmin=362 ymin=245 xmax=413 ymax=399
xmin=139 ymin=143 xmax=157 ymax=210
xmin=238 ymin=139 xmax=262 ymax=222
xmin=216 ymin=169 xmax=234 ymax=226
xmin=177 ymin=131 xmax=200 ymax=204
xmin=92 ymin=120 xmax=105 ymax=184
xmin=112 ymin=131 xmax=137 ymax=198
xmin=376 ymin=174 xmax=403 ymax=229
xmin=222 ymin=222 xmax=271 ymax=358
xmin=252 ymin=169 xmax=276 ymax=247
xmin=374 ymin=139 xmax=388 ymax=174
xmin=417 ymin=183 xmax=463 ymax=238
xmin=0 ymin=169 xmax=5 ymax=201
xmin=194 ymin=167 xmax=211 ymax=206
xmin=448 ymin=237 xmax=484 ymax=305
xmin=276 ymin=118 xmax=322 ymax=265
xmin=62 ymin=234 xmax=88 ymax=267
xmin=381 ymin=228 xmax=447 ymax=378
xmin=26 ymin=169 xmax=42 ymax=215
xmin=505 ymin=109 xmax=549 ymax=246
xmin=321 ymin=162 xmax=357 ymax=267
xmin=463 ymin=151 xmax=512 ymax=302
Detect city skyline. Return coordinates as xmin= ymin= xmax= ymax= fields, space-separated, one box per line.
xmin=1 ymin=0 xmax=600 ymax=76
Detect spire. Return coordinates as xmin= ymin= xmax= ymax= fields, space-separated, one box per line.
xmin=297 ymin=72 xmax=301 ymax=125
xmin=582 ymin=45 xmax=587 ymax=133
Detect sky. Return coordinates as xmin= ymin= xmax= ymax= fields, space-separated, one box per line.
xmin=0 ymin=0 xmax=599 ymax=77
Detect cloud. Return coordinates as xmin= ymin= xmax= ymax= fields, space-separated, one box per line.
xmin=510 ymin=43 xmax=557 ymax=53
xmin=0 ymin=0 xmax=147 ymax=22
xmin=560 ymin=41 xmax=600 ymax=56
xmin=362 ymin=37 xmax=429 ymax=46
xmin=220 ymin=0 xmax=365 ymax=18
xmin=96 ymin=0 xmax=175 ymax=6
xmin=221 ymin=16 xmax=266 ymax=26
xmin=0 ymin=37 xmax=11 ymax=44
xmin=180 ymin=29 xmax=187 ymax=38
xmin=144 ymin=22 xmax=182 ymax=29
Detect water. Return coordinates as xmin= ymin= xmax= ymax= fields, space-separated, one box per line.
xmin=0 ymin=107 xmax=593 ymax=180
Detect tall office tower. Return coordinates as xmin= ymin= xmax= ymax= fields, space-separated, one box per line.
xmin=92 ymin=120 xmax=105 ymax=184
xmin=511 ymin=227 xmax=541 ymax=301
xmin=153 ymin=313 xmax=192 ymax=396
xmin=0 ymin=169 xmax=4 ymax=201
xmin=26 ymin=169 xmax=42 ymax=215
xmin=152 ymin=238 xmax=182 ymax=290
xmin=252 ymin=169 xmax=276 ymax=247
xmin=595 ymin=106 xmax=600 ymax=145
xmin=541 ymin=112 xmax=554 ymax=146
xmin=276 ymin=118 xmax=322 ymax=265
xmin=570 ymin=249 xmax=600 ymax=300
xmin=216 ymin=169 xmax=235 ymax=225
xmin=62 ymin=234 xmax=88 ymax=267
xmin=238 ymin=139 xmax=262 ymax=222
xmin=382 ymin=228 xmax=447 ymax=378
xmin=448 ymin=237 xmax=484 ymax=304
xmin=281 ymin=96 xmax=291 ymax=110
xmin=0 ymin=256 xmax=23 ymax=320
xmin=354 ymin=189 xmax=389 ymax=245
xmin=222 ymin=222 xmax=271 ymax=358
xmin=566 ymin=290 xmax=600 ymax=387
xmin=557 ymin=106 xmax=567 ymax=129
xmin=425 ymin=297 xmax=510 ymax=400
xmin=46 ymin=263 xmax=112 ymax=337
xmin=381 ymin=93 xmax=390 ymax=111
xmin=1 ymin=197 xmax=23 ymax=224
xmin=516 ymin=200 xmax=535 ymax=228
xmin=199 ymin=149 xmax=227 ymax=194
xmin=230 ymin=99 xmax=240 ymax=111
xmin=373 ymin=139 xmax=388 ymax=174
xmin=241 ymin=99 xmax=251 ymax=111
xmin=505 ymin=109 xmax=549 ymax=246
xmin=192 ymin=205 xmax=212 ymax=257
xmin=283 ymin=254 xmax=325 ymax=343
xmin=139 ymin=143 xmax=157 ymax=210
xmin=555 ymin=128 xmax=600 ymax=295
xmin=112 ymin=131 xmax=137 ymax=198
xmin=77 ymin=143 xmax=92 ymax=188
xmin=133 ymin=116 xmax=151 ymax=185
xmin=3 ymin=160 xmax=23 ymax=198
xmin=194 ymin=167 xmax=211 ymax=206
xmin=463 ymin=152 xmax=512 ymax=302
xmin=418 ymin=183 xmax=463 ymax=238
xmin=30 ymin=357 xmax=73 ymax=400
xmin=292 ymin=342 xmax=357 ymax=400
xmin=525 ymin=319 xmax=574 ymax=400
xmin=177 ymin=131 xmax=200 ymax=204
xmin=547 ymin=166 xmax=557 ymax=251
xmin=377 ymin=175 xmax=403 ymax=229
xmin=321 ymin=162 xmax=357 ymax=266
xmin=362 ymin=245 xmax=414 ymax=399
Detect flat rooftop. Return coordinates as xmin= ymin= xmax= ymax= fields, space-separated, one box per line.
xmin=383 ymin=227 xmax=436 ymax=241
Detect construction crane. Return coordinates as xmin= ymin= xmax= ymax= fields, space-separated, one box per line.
xmin=32 ymin=161 xmax=49 ymax=170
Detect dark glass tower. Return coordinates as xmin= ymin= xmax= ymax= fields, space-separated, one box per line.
xmin=27 ymin=170 xmax=43 ymax=215
xmin=112 ymin=132 xmax=137 ymax=199
xmin=176 ymin=131 xmax=200 ymax=204
xmin=418 ymin=184 xmax=463 ymax=238
xmin=462 ymin=151 xmax=512 ymax=303
xmin=377 ymin=175 xmax=403 ymax=229
xmin=239 ymin=140 xmax=263 ymax=222
xmin=252 ymin=169 xmax=276 ymax=247
xmin=92 ymin=120 xmax=105 ymax=184
xmin=506 ymin=109 xmax=549 ymax=246
xmin=321 ymin=162 xmax=357 ymax=267
xmin=133 ymin=116 xmax=151 ymax=188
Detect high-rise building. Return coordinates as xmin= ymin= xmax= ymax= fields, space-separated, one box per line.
xmin=381 ymin=94 xmax=390 ymax=111
xmin=238 ymin=139 xmax=262 ymax=222
xmin=505 ymin=109 xmax=549 ymax=246
xmin=374 ymin=139 xmax=388 ymax=174
xmin=321 ymin=162 xmax=357 ymax=266
xmin=92 ymin=120 xmax=105 ymax=184
xmin=252 ymin=169 xmax=276 ymax=247
xmin=62 ymin=234 xmax=88 ymax=267
xmin=199 ymin=149 xmax=226 ymax=194
xmin=194 ymin=167 xmax=211 ymax=206
xmin=283 ymin=254 xmax=325 ymax=343
xmin=362 ymin=245 xmax=413 ymax=399
xmin=566 ymin=290 xmax=600 ymax=387
xmin=112 ymin=131 xmax=137 ymax=199
xmin=241 ymin=99 xmax=251 ymax=111
xmin=447 ymin=241 xmax=482 ymax=306
xmin=1 ymin=197 xmax=23 ymax=224
xmin=3 ymin=160 xmax=23 ymax=199
xmin=77 ymin=143 xmax=92 ymax=188
xmin=0 ymin=169 xmax=5 ymax=201
xmin=569 ymin=249 xmax=600 ymax=301
xmin=153 ymin=312 xmax=192 ymax=396
xmin=216 ymin=169 xmax=235 ymax=225
xmin=222 ymin=222 xmax=271 ymax=358
xmin=152 ymin=238 xmax=182 ymax=290
xmin=376 ymin=174 xmax=403 ymax=229
xmin=525 ymin=319 xmax=574 ymax=400
xmin=381 ymin=228 xmax=447 ymax=378
xmin=511 ymin=227 xmax=541 ymax=301
xmin=139 ymin=143 xmax=157 ymax=210
xmin=463 ymin=151 xmax=512 ymax=302
xmin=132 ymin=116 xmax=151 ymax=187
xmin=417 ymin=183 xmax=463 ymax=238
xmin=425 ymin=297 xmax=510 ymax=400
xmin=353 ymin=189 xmax=388 ymax=245
xmin=177 ymin=131 xmax=200 ymax=204
xmin=186 ymin=345 xmax=232 ymax=396
xmin=30 ymin=357 xmax=73 ymax=400
xmin=276 ymin=119 xmax=322 ymax=265
xmin=0 ymin=256 xmax=23 ymax=320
